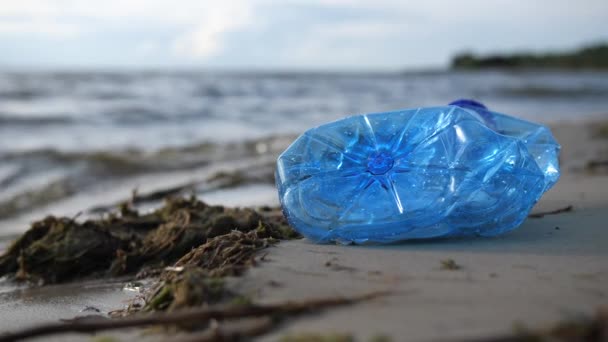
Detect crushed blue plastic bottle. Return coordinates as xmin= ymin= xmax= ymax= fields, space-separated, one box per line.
xmin=275 ymin=100 xmax=561 ymax=244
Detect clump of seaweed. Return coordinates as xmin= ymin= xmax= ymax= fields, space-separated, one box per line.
xmin=0 ymin=195 xmax=295 ymax=284
xmin=591 ymin=121 xmax=608 ymax=140
xmin=112 ymin=198 xmax=268 ymax=275
xmin=0 ymin=216 xmax=130 ymax=283
xmin=116 ymin=228 xmax=280 ymax=316
xmin=440 ymin=259 xmax=462 ymax=271
xmin=173 ymin=228 xmax=278 ymax=277
xmin=145 ymin=268 xmax=227 ymax=312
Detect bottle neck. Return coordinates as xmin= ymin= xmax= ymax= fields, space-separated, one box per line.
xmin=448 ymin=99 xmax=496 ymax=130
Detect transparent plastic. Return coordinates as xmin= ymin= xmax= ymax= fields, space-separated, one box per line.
xmin=275 ymin=101 xmax=560 ymax=244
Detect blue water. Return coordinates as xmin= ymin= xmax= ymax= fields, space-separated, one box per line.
xmin=1 ymin=70 xmax=607 ymax=153
xmin=0 ymin=69 xmax=606 ymax=222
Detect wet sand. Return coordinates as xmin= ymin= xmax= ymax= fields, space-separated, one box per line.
xmin=0 ymin=120 xmax=607 ymax=341
xmin=245 ymin=207 xmax=608 ymax=341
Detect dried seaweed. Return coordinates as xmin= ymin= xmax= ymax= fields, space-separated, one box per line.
xmin=0 ymin=216 xmax=130 ymax=283
xmin=173 ymin=228 xmax=278 ymax=277
xmin=591 ymin=121 xmax=608 ymax=140
xmin=114 ymin=229 xmax=280 ymax=316
xmin=0 ymin=196 xmax=295 ymax=284
xmin=440 ymin=259 xmax=463 ymax=271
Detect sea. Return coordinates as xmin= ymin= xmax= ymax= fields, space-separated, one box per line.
xmin=1 ymin=69 xmax=607 ymax=237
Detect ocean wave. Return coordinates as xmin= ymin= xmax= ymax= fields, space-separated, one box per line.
xmin=0 ymin=114 xmax=74 ymax=126
xmin=2 ymin=134 xmax=292 ymax=171
xmin=0 ymin=179 xmax=75 ymax=219
xmin=0 ymin=89 xmax=47 ymax=100
xmin=0 ymin=134 xmax=293 ymax=219
xmin=102 ymin=106 xmax=173 ymax=124
xmin=497 ymin=85 xmax=608 ymax=98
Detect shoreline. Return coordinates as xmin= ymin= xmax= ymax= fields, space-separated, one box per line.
xmin=1 ymin=117 xmax=606 ymax=233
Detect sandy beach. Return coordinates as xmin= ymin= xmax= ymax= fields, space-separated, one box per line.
xmin=0 ymin=118 xmax=606 ymax=341
xmin=1 ymin=0 xmax=608 ymax=338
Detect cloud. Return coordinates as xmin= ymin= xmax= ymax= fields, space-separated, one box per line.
xmin=0 ymin=19 xmax=79 ymax=38
xmin=0 ymin=0 xmax=606 ymax=68
xmin=134 ymin=41 xmax=160 ymax=57
xmin=171 ymin=2 xmax=253 ymax=58
xmin=0 ymin=0 xmax=255 ymax=59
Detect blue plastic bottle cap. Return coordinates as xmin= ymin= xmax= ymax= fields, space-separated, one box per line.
xmin=275 ymin=100 xmax=561 ymax=244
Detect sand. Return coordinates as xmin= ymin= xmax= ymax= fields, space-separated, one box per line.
xmin=242 ymin=207 xmax=608 ymax=341
xmin=0 ymin=120 xmax=606 ymax=341
xmin=241 ymin=121 xmax=607 ymax=341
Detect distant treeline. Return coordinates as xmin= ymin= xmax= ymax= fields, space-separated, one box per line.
xmin=451 ymin=43 xmax=608 ymax=69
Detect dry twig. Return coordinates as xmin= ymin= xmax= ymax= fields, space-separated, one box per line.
xmin=0 ymin=291 xmax=389 ymax=342
xmin=528 ymin=205 xmax=573 ymax=218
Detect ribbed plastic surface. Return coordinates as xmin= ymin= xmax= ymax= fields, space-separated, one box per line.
xmin=276 ymin=102 xmax=560 ymax=244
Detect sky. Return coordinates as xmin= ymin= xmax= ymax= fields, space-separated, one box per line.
xmin=0 ymin=0 xmax=607 ymax=71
